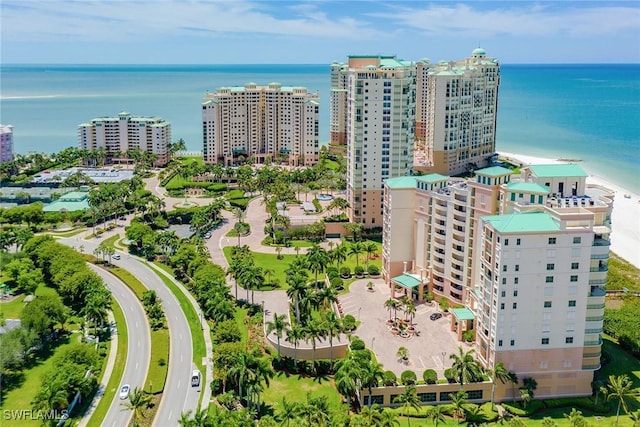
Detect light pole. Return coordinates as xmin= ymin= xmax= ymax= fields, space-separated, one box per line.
xmin=358 ymin=306 xmax=362 ymax=321
xmin=441 ymin=351 xmax=446 ymax=367
xmin=371 ymin=337 xmax=375 ymax=351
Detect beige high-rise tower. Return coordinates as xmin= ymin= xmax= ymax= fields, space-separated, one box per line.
xmin=336 ymin=55 xmax=416 ymax=227
xmin=415 ymin=48 xmax=500 ymax=176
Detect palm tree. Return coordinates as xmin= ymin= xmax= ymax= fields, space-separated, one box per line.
xmin=31 ymin=380 xmax=68 ymax=413
xmin=333 ymin=243 xmax=348 ymax=272
xmin=322 ymin=310 xmax=343 ymax=369
xmin=278 ymin=397 xmax=301 ymax=427
xmin=120 ymin=387 xmax=152 ymax=423
xmin=229 ymin=351 xmax=252 ymax=405
xmin=286 ymin=273 xmax=308 ymax=323
xmin=285 ymin=323 xmax=305 ymax=370
xmin=363 ymin=241 xmax=378 ymax=271
xmin=603 ymin=374 xmax=640 ymax=424
xmin=305 ymin=244 xmax=328 ymax=287
xmin=396 ymin=346 xmax=409 ymax=361
xmin=384 ymin=298 xmax=400 ymax=323
xmin=178 ymin=409 xmax=209 ymax=426
xmin=449 ymin=346 xmax=483 ymax=387
xmin=564 ymin=408 xmax=585 ymax=427
xmin=393 ymin=385 xmax=421 ymax=427
xmin=541 ymin=417 xmax=559 ymax=427
xmin=304 ymin=318 xmax=326 ymax=372
xmin=361 ymin=360 xmax=385 ymax=407
xmin=450 ymin=389 xmax=468 ymax=423
xmin=334 ymin=354 xmax=362 ymax=412
xmin=379 ymin=409 xmax=400 ymax=427
xmin=427 ymin=405 xmax=446 ymax=427
xmin=349 ymin=241 xmax=364 ymax=269
xmin=360 ymin=404 xmax=383 ymax=425
xmin=266 ymin=313 xmax=289 ymax=359
xmin=489 ymin=362 xmax=512 ymax=409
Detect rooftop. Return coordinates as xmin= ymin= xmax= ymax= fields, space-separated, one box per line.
xmin=391 ymin=273 xmax=423 ymax=289
xmin=527 ymin=164 xmax=588 ymax=178
xmin=505 ymin=182 xmax=550 ymax=194
xmin=476 ymin=166 xmax=512 ymax=177
xmin=482 ymin=212 xmax=561 ymax=234
xmin=384 ymin=176 xmax=416 ymax=189
xmin=416 ymin=173 xmax=449 ymax=184
xmin=451 ymin=307 xmax=475 ymax=321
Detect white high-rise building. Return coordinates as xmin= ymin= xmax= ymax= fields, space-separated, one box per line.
xmin=383 ymin=163 xmax=613 ymax=399
xmin=415 ymin=48 xmax=500 ymax=176
xmin=202 ymin=82 xmax=319 ymax=166
xmin=336 ymin=55 xmax=416 ymax=227
xmin=0 ymin=124 xmax=14 ymax=163
xmin=78 ymin=112 xmax=171 ymax=166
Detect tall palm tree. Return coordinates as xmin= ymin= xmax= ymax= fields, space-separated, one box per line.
xmin=120 ymin=387 xmax=152 ymax=423
xmin=266 ymin=313 xmax=289 ymax=359
xmin=349 ymin=242 xmax=364 ymax=269
xmin=450 ymin=389 xmax=468 ymax=423
xmin=333 ymin=243 xmax=348 ymax=272
xmin=427 ymin=405 xmax=446 ymax=427
xmin=384 ymin=298 xmax=400 ymax=323
xmin=393 ymin=385 xmax=421 ymax=427
xmin=305 ymin=244 xmax=328 ymax=286
xmin=363 ymin=241 xmax=378 ymax=271
xmin=31 ymin=380 xmax=68 ymax=414
xmin=286 ymin=273 xmax=308 ymax=323
xmin=278 ymin=397 xmax=301 ymax=427
xmin=334 ymin=354 xmax=362 ymax=412
xmin=304 ymin=318 xmax=326 ymax=372
xmin=603 ymin=374 xmax=640 ymax=424
xmin=489 ymin=362 xmax=512 ymax=409
xmin=178 ymin=409 xmax=209 ymax=426
xmin=360 ymin=404 xmax=383 ymax=426
xmin=361 ymin=360 xmax=385 ymax=407
xmin=322 ymin=310 xmax=343 ymax=369
xmin=285 ymin=323 xmax=305 ymax=370
xmin=449 ymin=346 xmax=483 ymax=387
xmin=229 ymin=351 xmax=252 ymax=405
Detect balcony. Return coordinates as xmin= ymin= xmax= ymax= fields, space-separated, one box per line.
xmin=589 ymin=278 xmax=607 ymax=286
xmin=593 ymin=238 xmax=610 ymax=247
xmin=585 ymin=327 xmax=604 ymax=334
xmin=582 ymin=363 xmax=602 ymax=371
xmin=586 ymin=315 xmax=604 ymax=322
xmin=584 ymin=337 xmax=603 ymax=346
xmin=587 ymin=303 xmax=606 ymax=310
xmin=590 ymin=265 xmax=609 ymax=272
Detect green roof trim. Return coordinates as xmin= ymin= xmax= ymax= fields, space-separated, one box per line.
xmin=476 ymin=166 xmax=512 ymax=177
xmin=392 ymin=274 xmax=422 ymax=289
xmin=451 ymin=307 xmax=475 ymax=321
xmin=416 ymin=173 xmax=449 ymax=184
xmin=385 ymin=176 xmax=417 ymax=189
xmin=506 ymin=182 xmax=550 ymax=194
xmin=482 ymin=212 xmax=560 ymax=234
xmin=527 ymin=164 xmax=588 ymax=178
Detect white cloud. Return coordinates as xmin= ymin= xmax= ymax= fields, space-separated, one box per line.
xmin=1 ymin=0 xmax=381 ymax=42
xmin=371 ymin=3 xmax=640 ymax=38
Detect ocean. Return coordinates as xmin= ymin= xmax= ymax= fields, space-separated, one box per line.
xmin=1 ymin=64 xmax=638 ymax=193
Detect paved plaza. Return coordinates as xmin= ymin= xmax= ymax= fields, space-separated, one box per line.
xmin=338 ymin=279 xmax=471 ymax=377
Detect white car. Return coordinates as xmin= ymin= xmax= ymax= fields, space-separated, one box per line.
xmin=112 ymin=254 xmax=121 ymax=260
xmin=119 ymin=384 xmax=130 ymax=400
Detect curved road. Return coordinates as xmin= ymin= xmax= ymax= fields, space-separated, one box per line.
xmin=60 ymin=238 xmax=200 ymax=426
xmin=89 ymin=264 xmax=151 ymax=427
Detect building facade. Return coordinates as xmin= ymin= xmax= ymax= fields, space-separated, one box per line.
xmin=415 ymin=48 xmax=500 ymax=176
xmin=383 ymin=163 xmax=612 ymax=399
xmin=0 ymin=124 xmax=14 ymax=163
xmin=202 ymin=82 xmax=319 ymax=166
xmin=78 ymin=112 xmax=171 ymax=166
xmin=337 ymin=55 xmax=416 ymax=227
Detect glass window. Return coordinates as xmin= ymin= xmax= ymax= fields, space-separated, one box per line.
xmin=546 ymin=276 xmax=554 ymax=283
xmin=568 ymin=300 xmax=576 ymax=307
xmin=566 ymin=337 xmax=574 ymax=344
xmin=541 ymin=338 xmax=549 ymax=345
xmin=549 ymin=237 xmax=557 ymax=244
xmin=517 ymin=238 xmax=521 ymax=245
xmin=512 ymin=302 xmax=517 ymax=309
xmin=571 ymin=262 xmax=579 ymax=270
xmin=510 ymin=339 xmax=515 ymax=346
xmin=544 ymin=301 xmax=552 ymax=308
xmin=547 ymin=263 xmax=555 ymax=270
xmin=570 ymin=275 xmax=578 ymax=282
xmin=504 ymin=238 xmax=509 ymax=246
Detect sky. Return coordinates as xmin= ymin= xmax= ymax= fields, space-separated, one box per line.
xmin=1 ymin=1 xmax=639 ymax=64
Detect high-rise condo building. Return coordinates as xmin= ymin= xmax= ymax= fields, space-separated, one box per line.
xmin=382 ymin=163 xmax=612 ymax=399
xmin=336 ymin=55 xmax=416 ymax=227
xmin=202 ymin=82 xmax=319 ymax=166
xmin=415 ymin=48 xmax=500 ymax=176
xmin=0 ymin=124 xmax=14 ymax=163
xmin=78 ymin=112 xmax=171 ymax=166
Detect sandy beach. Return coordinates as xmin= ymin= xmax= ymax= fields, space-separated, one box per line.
xmin=499 ymin=152 xmax=640 ymax=269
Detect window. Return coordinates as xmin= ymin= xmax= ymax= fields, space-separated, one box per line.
xmin=571 ymin=262 xmax=579 ymax=270
xmin=417 ymin=392 xmax=437 ymax=403
xmin=514 ymin=277 xmax=519 ymax=285
xmin=513 ymin=290 xmax=518 ymax=297
xmin=502 ymin=278 xmax=507 ymax=285
xmin=500 ymin=303 xmax=505 ymax=310
xmin=573 ymin=237 xmax=581 ymax=244
xmin=546 ymin=276 xmax=554 ymax=283
xmin=502 ymin=265 xmax=507 ymax=272
xmin=565 ymin=337 xmax=574 ymax=344
xmin=549 ymin=237 xmax=557 ymax=244
xmin=568 ymin=300 xmax=576 ymax=307
xmin=515 ymin=265 xmax=520 ymax=272
xmin=510 ymin=339 xmax=515 ymax=346
xmin=570 ymin=275 xmax=578 ymax=282
xmin=467 ymin=390 xmax=483 ymax=400
xmin=541 ymin=338 xmax=550 ymax=345
xmin=498 ymin=339 xmax=503 ymax=347
xmin=501 ymin=291 xmax=506 ymax=297
xmin=547 ymin=263 xmax=555 ymax=270
xmin=512 ymin=302 xmax=517 ymax=309
xmin=517 ymin=238 xmax=521 ymax=245
xmin=544 ymin=301 xmax=552 ymax=308
xmin=504 ymin=238 xmax=509 ymax=246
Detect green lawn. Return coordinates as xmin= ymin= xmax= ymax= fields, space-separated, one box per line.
xmin=109 ymin=267 xmax=147 ymax=299
xmin=179 ymin=156 xmax=204 ymax=166
xmin=0 ymin=335 xmax=79 ymax=427
xmin=261 ymin=372 xmax=342 ymax=411
xmin=0 ymin=283 xmax=60 ymax=320
xmin=146 ymin=329 xmax=170 ymax=394
xmin=234 ymin=307 xmax=250 ymax=344
xmin=86 ymin=296 xmax=128 ymax=427
xmin=607 ymin=252 xmax=640 ymax=291
xmin=101 ymin=233 xmax=120 ymax=247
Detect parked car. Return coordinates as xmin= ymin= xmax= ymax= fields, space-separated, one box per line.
xmin=429 ymin=313 xmax=443 ymax=321
xmin=119 ymin=384 xmax=130 ymax=400
xmin=203 ymin=232 xmax=212 ymax=240
xmin=112 ymin=254 xmax=121 ymax=260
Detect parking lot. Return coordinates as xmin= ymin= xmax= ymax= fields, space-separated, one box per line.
xmin=338 ymin=279 xmax=471 ymax=377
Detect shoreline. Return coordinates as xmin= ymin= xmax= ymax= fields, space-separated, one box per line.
xmin=499 ymin=152 xmax=640 ymax=268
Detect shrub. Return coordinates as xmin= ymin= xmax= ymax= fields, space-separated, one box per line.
xmin=444 ymin=368 xmax=456 ymax=383
xmin=312 ymin=199 xmax=322 ymax=213
xmin=350 ymin=337 xmax=365 ymax=351
xmin=383 ymin=370 xmax=397 ymax=386
xmin=326 ymin=266 xmax=339 ymax=279
xmin=367 ymin=265 xmax=380 ymax=276
xmin=330 ymin=276 xmax=344 ymax=289
xmin=463 ymin=329 xmax=476 ymax=342
xmin=340 ymin=266 xmax=351 ymax=277
xmin=342 ymin=315 xmax=357 ymax=332
xmin=354 ymin=265 xmax=365 ymax=276
xmin=401 ymin=370 xmax=417 ymax=385
xmin=423 ymin=369 xmax=438 ymax=384
xmin=424 ymin=292 xmax=434 ymax=303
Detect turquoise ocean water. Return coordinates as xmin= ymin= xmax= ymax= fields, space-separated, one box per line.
xmin=1 ymin=64 xmax=638 ymax=192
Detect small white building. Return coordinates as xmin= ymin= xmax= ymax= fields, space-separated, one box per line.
xmin=0 ymin=124 xmax=14 ymax=163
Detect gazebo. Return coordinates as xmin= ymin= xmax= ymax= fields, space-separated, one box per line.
xmin=390 ymin=273 xmax=427 ymax=301
xmin=450 ymin=307 xmax=475 ymax=341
